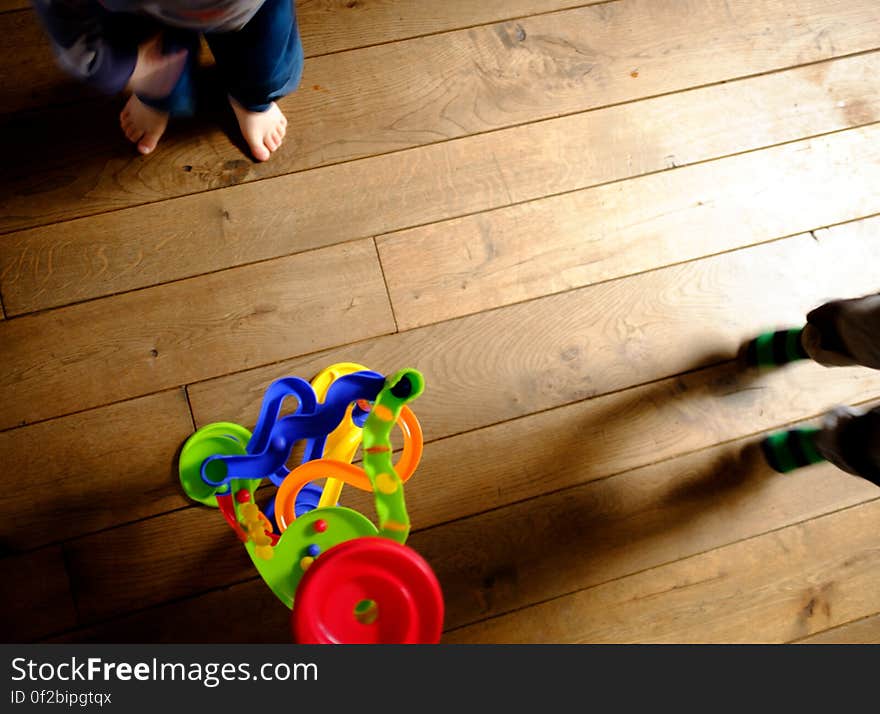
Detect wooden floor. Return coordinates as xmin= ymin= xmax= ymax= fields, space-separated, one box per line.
xmin=2 ymin=0 xmax=880 ymax=644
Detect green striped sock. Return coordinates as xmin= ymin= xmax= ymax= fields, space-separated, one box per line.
xmin=744 ymin=328 xmax=808 ymax=367
xmin=761 ymin=427 xmax=825 ymax=473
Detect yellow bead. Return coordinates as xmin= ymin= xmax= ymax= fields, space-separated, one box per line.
xmin=254 ymin=545 xmax=274 ymax=560
xmin=375 ymin=472 xmax=399 ymax=494
xmin=300 ymin=556 xmax=315 ymax=572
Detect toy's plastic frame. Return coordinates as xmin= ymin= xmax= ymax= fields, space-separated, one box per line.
xmin=179 ymin=364 xmax=444 ymax=643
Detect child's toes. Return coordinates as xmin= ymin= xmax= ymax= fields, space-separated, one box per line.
xmin=265 ymin=133 xmax=279 ymax=152
xmin=251 ymin=141 xmax=271 ymax=162
xmin=124 ymin=125 xmax=142 ymax=142
xmin=138 ymin=130 xmax=162 ymax=155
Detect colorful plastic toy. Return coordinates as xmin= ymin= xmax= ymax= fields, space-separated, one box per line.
xmin=179 ymin=363 xmax=444 ymax=644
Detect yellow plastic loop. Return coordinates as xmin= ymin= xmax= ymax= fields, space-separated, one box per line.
xmin=311 ymin=363 xmax=371 ymax=509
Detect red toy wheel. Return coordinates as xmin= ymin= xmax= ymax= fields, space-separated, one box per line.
xmin=291 ymin=537 xmax=444 ymax=644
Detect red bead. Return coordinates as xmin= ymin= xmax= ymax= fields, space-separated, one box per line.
xmin=235 ymin=489 xmax=251 ymax=504
xmin=313 ymin=519 xmax=328 ymax=533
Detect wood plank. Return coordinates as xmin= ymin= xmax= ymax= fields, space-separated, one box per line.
xmin=23 ymin=166 xmax=880 ymax=582
xmin=410 ymin=437 xmax=878 ymax=631
xmin=189 ymin=220 xmax=880 ymax=441
xmin=444 ymin=498 xmax=880 ymax=643
xmin=64 ymin=354 xmax=880 ymax=625
xmin=2 ymin=2 xmax=599 ymax=116
xmin=797 ymin=614 xmax=880 ymax=644
xmin=297 ymin=0 xmax=602 ymax=56
xmin=0 ymin=547 xmax=77 ymax=642
xmin=395 ymin=360 xmax=880 ymax=543
xmin=5 ymin=53 xmax=879 ymax=316
xmin=4 ymin=0 xmax=879 ymax=233
xmin=56 ymin=222 xmax=869 ymax=624
xmin=0 ymin=0 xmax=28 ymax=13
xmin=48 ymin=579 xmax=290 ymax=644
xmin=50 ymin=414 xmax=880 ymax=641
xmin=65 ymin=507 xmax=253 ymax=624
xmin=0 ymin=239 xmax=393 ymax=430
xmin=0 ymin=390 xmax=193 ymax=551
xmin=379 ymin=125 xmax=880 ymax=329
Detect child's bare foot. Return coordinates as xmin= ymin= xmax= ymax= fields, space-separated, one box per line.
xmin=229 ymin=97 xmax=287 ymax=162
xmin=120 ymin=95 xmax=169 ymax=155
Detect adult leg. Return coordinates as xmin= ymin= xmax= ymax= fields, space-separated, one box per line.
xmin=742 ymin=293 xmax=880 ymax=369
xmin=801 ymin=293 xmax=880 ymax=369
xmin=761 ymin=404 xmax=880 ymax=486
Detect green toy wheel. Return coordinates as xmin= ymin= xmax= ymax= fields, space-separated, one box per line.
xmin=179 ymin=422 xmax=258 ymax=507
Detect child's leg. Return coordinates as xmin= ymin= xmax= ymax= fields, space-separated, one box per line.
xmin=204 ymin=0 xmax=303 ymax=161
xmin=761 ymin=404 xmax=880 ymax=486
xmin=119 ymin=29 xmax=200 ymax=155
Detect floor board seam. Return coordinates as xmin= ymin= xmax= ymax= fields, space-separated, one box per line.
xmin=441 ymin=495 xmax=880 ymax=638
xmin=4 ymin=46 xmax=878 ymax=238
xmin=4 ymin=209 xmax=880 ymax=437
xmin=4 ymin=121 xmax=879 ymax=321
xmin=10 ymin=382 xmax=880 ymax=566
xmin=372 ymin=236 xmax=400 ymax=333
xmin=787 ymin=612 xmax=880 ymax=643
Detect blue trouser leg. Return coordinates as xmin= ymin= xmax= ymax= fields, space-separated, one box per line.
xmin=97 ymin=12 xmax=198 ymax=117
xmin=136 ymin=29 xmax=201 ymax=117
xmin=204 ymin=0 xmax=304 ymax=112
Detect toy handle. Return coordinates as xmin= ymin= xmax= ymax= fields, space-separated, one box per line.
xmin=361 ymin=369 xmax=424 ymax=542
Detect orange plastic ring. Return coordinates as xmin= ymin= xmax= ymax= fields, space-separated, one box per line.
xmin=274 ymin=407 xmax=423 ymax=533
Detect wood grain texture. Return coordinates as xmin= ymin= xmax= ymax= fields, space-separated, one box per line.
xmin=3 ymin=2 xmax=597 ymax=116
xmin=3 ymin=0 xmax=879 ymax=233
xmin=444 ymin=498 xmax=880 ymax=643
xmin=0 ymin=239 xmax=393 ymax=430
xmin=54 ymin=427 xmax=879 ymax=643
xmin=65 ymin=507 xmax=253 ymax=624
xmin=9 ymin=0 xmax=880 ymax=645
xmin=48 ymin=578 xmax=289 ymax=644
xmin=797 ymin=614 xmax=880 ymax=643
xmin=5 ymin=52 xmax=880 ymax=315
xmin=0 ymin=390 xmax=193 ymax=552
xmin=379 ymin=125 xmax=880 ymax=329
xmin=395 ymin=360 xmax=880 ymax=540
xmin=412 ymin=436 xmax=878 ymax=631
xmin=189 ymin=221 xmax=880 ymax=441
xmin=63 ymin=341 xmax=880 ymax=626
xmin=297 ymin=0 xmax=600 ymax=56
xmin=21 ymin=96 xmax=880 ymax=608
xmin=60 ymin=358 xmax=880 ymax=631
xmin=0 ymin=547 xmax=77 ymax=642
